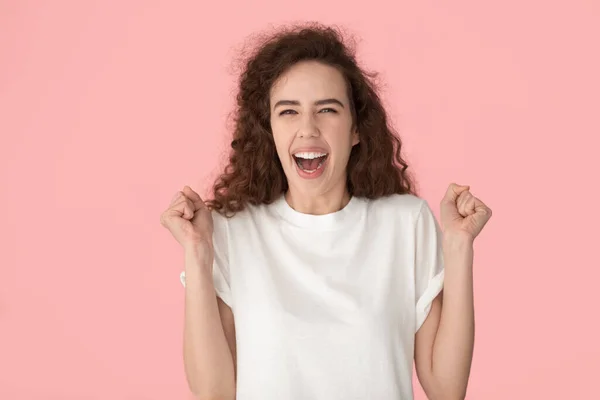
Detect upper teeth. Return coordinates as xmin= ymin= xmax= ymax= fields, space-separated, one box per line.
xmin=294 ymin=152 xmax=327 ymax=159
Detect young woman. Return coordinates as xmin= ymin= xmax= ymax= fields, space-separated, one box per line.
xmin=160 ymin=23 xmax=492 ymax=400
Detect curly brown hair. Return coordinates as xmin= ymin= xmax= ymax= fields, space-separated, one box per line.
xmin=205 ymin=22 xmax=418 ymax=216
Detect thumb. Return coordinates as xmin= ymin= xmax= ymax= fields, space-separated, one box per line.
xmin=441 ymin=183 xmax=470 ymax=220
xmin=182 ymin=185 xmax=206 ymax=210
xmin=443 ymin=183 xmax=470 ymax=203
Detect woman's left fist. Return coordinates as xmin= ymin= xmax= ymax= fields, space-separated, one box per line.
xmin=440 ymin=183 xmax=492 ymax=242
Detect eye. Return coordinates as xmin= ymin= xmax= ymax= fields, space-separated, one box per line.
xmin=279 ymin=109 xmax=297 ymax=116
xmin=319 ymin=108 xmax=337 ymax=114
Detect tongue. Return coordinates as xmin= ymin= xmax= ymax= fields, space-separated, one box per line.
xmin=299 ymin=157 xmax=324 ymax=170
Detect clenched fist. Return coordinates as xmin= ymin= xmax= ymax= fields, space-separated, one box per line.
xmin=440 ymin=183 xmax=492 ymax=242
xmin=160 ymin=185 xmax=214 ymax=250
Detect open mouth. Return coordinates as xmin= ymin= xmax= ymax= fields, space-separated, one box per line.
xmin=293 ymin=152 xmax=329 ymax=174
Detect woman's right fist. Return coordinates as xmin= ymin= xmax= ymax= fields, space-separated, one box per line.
xmin=160 ymin=186 xmax=214 ymax=249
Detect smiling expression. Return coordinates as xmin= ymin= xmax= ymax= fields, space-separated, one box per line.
xmin=269 ymin=61 xmax=359 ymax=195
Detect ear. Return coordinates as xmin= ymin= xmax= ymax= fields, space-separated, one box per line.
xmin=351 ymin=129 xmax=360 ymax=146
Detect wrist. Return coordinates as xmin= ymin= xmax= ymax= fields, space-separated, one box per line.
xmin=184 ymin=242 xmax=214 ymax=265
xmin=442 ymin=232 xmax=474 ymax=275
xmin=443 ymin=231 xmax=474 ymax=249
xmin=184 ymin=239 xmax=213 ymax=253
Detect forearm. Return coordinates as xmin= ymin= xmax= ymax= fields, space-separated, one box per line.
xmin=431 ymin=235 xmax=475 ymax=399
xmin=183 ymin=245 xmax=236 ymax=399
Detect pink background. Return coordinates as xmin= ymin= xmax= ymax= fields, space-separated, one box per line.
xmin=1 ymin=1 xmax=599 ymax=399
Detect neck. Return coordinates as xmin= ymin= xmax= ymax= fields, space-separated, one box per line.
xmin=285 ymin=181 xmax=351 ymax=215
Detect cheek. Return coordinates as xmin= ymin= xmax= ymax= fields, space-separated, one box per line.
xmin=272 ymin=137 xmax=286 ymax=161
xmin=325 ymin=117 xmax=354 ymax=143
xmin=326 ymin=129 xmax=356 ymax=155
xmin=270 ymin=126 xmax=292 ymax=162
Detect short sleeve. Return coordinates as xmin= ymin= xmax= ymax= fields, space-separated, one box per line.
xmin=180 ymin=210 xmax=233 ymax=307
xmin=414 ymin=199 xmax=445 ymax=332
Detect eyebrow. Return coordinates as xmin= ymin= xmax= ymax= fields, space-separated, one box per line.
xmin=273 ymin=98 xmax=345 ymax=109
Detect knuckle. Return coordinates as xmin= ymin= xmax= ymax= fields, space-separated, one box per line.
xmin=160 ymin=212 xmax=170 ymax=226
xmin=173 ymin=191 xmax=184 ymax=200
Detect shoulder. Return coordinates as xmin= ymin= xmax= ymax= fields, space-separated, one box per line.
xmin=209 ymin=201 xmax=273 ymax=232
xmin=364 ymin=193 xmax=428 ymax=219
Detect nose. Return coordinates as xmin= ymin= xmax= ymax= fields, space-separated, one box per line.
xmin=297 ymin=114 xmax=320 ymax=138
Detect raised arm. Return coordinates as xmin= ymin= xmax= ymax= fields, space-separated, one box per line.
xmin=161 ymin=186 xmax=236 ymax=399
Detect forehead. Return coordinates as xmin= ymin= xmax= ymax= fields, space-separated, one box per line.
xmin=270 ymin=61 xmax=348 ymax=103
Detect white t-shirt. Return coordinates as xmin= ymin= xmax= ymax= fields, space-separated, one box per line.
xmin=180 ymin=193 xmax=445 ymax=399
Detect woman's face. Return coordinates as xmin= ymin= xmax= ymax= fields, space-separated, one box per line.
xmin=269 ymin=61 xmax=359 ymax=197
